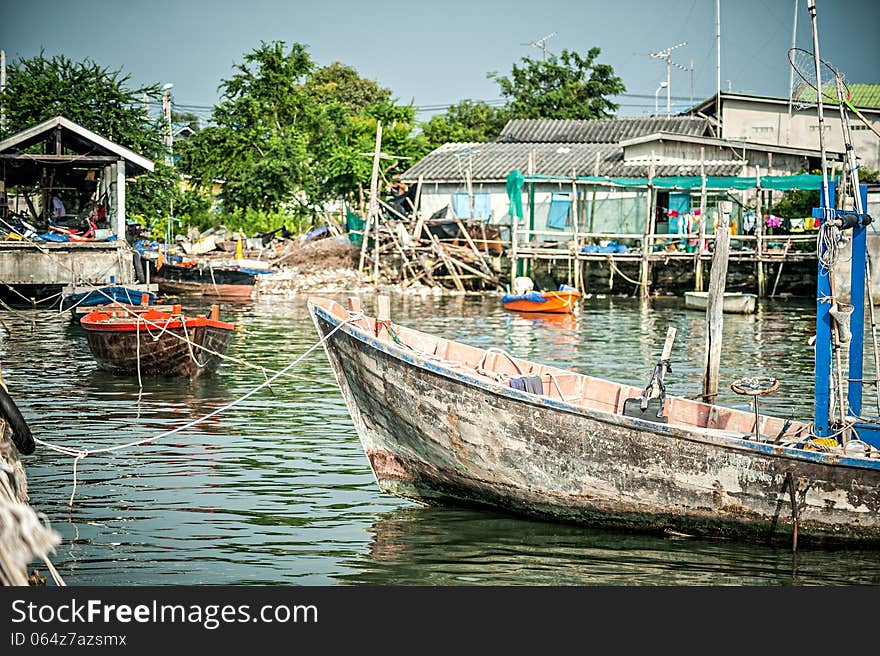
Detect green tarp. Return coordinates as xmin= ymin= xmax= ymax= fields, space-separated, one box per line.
xmin=506 ymin=169 xmax=525 ymax=219
xmin=346 ymin=209 xmax=365 ymax=246
xmin=523 ymin=172 xmax=824 ymax=191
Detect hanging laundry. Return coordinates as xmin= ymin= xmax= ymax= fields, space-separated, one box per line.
xmin=742 ymin=210 xmax=757 ymax=234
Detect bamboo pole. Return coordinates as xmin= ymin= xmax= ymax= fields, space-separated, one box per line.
xmin=370 ymin=121 xmax=383 ymax=282
xmin=702 ymin=201 xmax=732 ymax=402
xmin=358 ymin=120 xmax=383 ymax=275
xmin=755 ymin=166 xmax=765 ymax=297
xmin=430 ymin=233 xmax=466 ymax=292
xmin=571 ymin=170 xmax=580 ymax=291
xmin=639 ymin=158 xmax=656 ymax=298
xmin=695 ymin=147 xmax=707 ymax=291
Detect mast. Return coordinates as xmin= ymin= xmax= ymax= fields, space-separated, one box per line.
xmin=715 ymin=0 xmax=721 ymax=137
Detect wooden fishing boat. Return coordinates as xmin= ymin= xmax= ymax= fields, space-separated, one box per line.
xmin=310 ymin=296 xmax=880 ymax=546
xmin=144 ymin=259 xmax=258 ymax=301
xmin=80 ymin=305 xmax=235 ymax=378
xmin=502 ymin=285 xmax=580 ymax=314
xmin=684 ymin=291 xmax=757 ymax=314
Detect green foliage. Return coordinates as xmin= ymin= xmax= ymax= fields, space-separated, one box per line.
xmin=488 ymin=48 xmax=625 ymax=120
xmin=858 ymin=167 xmax=880 ymax=183
xmin=770 ymin=189 xmax=819 ymax=219
xmin=177 ymin=41 xmax=427 ymax=230
xmin=2 ymin=51 xmax=174 ymax=222
xmin=2 ymin=51 xmax=164 ymax=156
xmin=420 ymin=100 xmax=510 ymax=151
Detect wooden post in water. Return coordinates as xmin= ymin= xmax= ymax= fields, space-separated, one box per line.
xmin=639 ymin=158 xmax=656 ymax=298
xmin=755 ymin=167 xmax=765 ymax=297
xmin=695 ymin=147 xmax=707 ymax=292
xmin=571 ymin=169 xmax=580 ymax=291
xmin=702 ymin=201 xmax=732 ymax=402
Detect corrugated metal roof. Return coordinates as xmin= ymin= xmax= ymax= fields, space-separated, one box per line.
xmin=498 ymin=117 xmax=709 ymax=143
xmin=400 ymin=141 xmax=740 ymax=183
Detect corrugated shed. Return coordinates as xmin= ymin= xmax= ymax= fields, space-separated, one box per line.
xmin=795 ymin=84 xmax=880 ymax=109
xmin=497 ymin=117 xmax=709 ymax=143
xmin=400 ymin=141 xmax=740 ymax=183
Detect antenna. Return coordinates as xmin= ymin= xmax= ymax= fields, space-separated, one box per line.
xmin=521 ymin=32 xmax=557 ymax=61
xmin=647 ymin=42 xmax=687 ymax=115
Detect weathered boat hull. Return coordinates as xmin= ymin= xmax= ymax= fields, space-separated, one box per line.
xmin=83 ymin=322 xmax=233 ymax=377
xmin=684 ymin=291 xmax=757 ymax=314
xmin=311 ymin=301 xmax=880 ymax=546
xmin=145 ymin=260 xmax=256 ymax=300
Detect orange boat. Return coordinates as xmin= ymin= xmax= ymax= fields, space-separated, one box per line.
xmin=502 ymin=284 xmax=580 ymax=314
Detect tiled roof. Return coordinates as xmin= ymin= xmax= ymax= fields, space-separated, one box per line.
xmin=497 ymin=117 xmax=710 ymax=143
xmin=400 ymin=141 xmax=741 ymax=183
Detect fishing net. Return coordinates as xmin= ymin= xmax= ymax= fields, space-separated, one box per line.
xmin=788 ymin=47 xmax=849 ymax=111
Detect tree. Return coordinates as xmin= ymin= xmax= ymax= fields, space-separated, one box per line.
xmin=1 ymin=51 xmax=169 ymax=218
xmin=420 ymin=100 xmax=510 ymax=151
xmin=488 ymin=47 xmax=625 ymax=120
xmin=1 ymin=51 xmax=164 ymax=153
xmin=178 ymin=41 xmax=428 ymax=228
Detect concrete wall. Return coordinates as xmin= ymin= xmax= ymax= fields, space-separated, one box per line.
xmin=0 ymin=242 xmax=134 ymax=285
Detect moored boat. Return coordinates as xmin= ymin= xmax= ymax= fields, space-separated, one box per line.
xmin=502 ymin=283 xmax=580 ymax=314
xmin=310 ymin=296 xmax=880 ymax=546
xmin=80 ymin=304 xmax=235 ymax=378
xmin=684 ymin=291 xmax=757 ymax=314
xmin=145 ymin=259 xmax=258 ymax=301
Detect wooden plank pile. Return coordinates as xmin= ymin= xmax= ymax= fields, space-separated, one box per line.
xmin=356 ymin=197 xmax=505 ymax=292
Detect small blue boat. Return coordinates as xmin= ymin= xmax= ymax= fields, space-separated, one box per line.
xmin=61 ymin=286 xmax=157 ymax=323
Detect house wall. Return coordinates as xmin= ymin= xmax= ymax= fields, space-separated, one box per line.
xmin=722 ymin=98 xmax=880 ymax=170
xmin=418 ymin=183 xmax=648 ymax=237
xmin=623 ymin=140 xmax=811 ymax=176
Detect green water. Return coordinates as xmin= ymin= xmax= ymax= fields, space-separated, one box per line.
xmin=3 ymin=293 xmax=880 ymax=585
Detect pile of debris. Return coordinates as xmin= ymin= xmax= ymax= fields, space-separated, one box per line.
xmin=353 ymin=194 xmax=507 ymax=293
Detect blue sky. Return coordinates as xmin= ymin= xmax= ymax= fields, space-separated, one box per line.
xmin=2 ymin=0 xmax=877 ymax=122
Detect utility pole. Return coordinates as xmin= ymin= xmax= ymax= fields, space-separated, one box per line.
xmin=690 ymin=58 xmax=695 ymax=109
xmin=648 ymin=42 xmax=686 ymax=116
xmin=788 ymin=0 xmax=799 ymax=117
xmin=522 ymin=32 xmax=556 ymax=61
xmin=161 ymin=83 xmax=174 ymax=166
xmin=1 ymin=49 xmax=6 ymax=135
xmin=716 ymin=0 xmax=722 ymax=137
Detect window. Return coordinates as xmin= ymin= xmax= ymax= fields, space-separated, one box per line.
xmin=453 ymin=192 xmax=492 ymax=221
xmin=752 ymin=126 xmax=774 ymax=133
xmin=547 ymin=192 xmax=572 ymax=230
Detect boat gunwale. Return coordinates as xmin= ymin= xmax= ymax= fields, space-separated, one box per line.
xmin=309 ymin=298 xmax=880 ymax=473
xmin=80 ymin=313 xmax=235 ymax=332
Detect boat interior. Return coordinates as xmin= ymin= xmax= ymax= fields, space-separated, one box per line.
xmin=312 ymin=297 xmax=820 ymax=445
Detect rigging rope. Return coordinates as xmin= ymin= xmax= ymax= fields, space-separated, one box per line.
xmin=34 ymin=310 xmax=362 ymax=509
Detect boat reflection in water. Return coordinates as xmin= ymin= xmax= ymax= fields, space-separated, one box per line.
xmin=338 ymin=507 xmax=880 ymax=586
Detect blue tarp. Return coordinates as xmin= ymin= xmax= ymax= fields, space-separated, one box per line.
xmin=60 ymin=286 xmax=156 ymax=311
xmin=547 ymin=193 xmax=572 ymax=230
xmin=501 ymin=291 xmax=549 ymax=304
xmin=582 ymin=241 xmax=629 ymax=254
xmin=453 ymin=192 xmax=492 ymax=221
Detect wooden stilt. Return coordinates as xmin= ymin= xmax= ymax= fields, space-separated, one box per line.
xmin=702 ymin=201 xmax=732 ymax=402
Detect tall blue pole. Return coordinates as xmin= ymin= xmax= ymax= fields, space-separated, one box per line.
xmin=814 ymin=182 xmax=836 ymax=436
xmin=847 ymin=183 xmax=870 ymax=417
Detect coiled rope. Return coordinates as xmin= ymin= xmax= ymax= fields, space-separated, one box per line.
xmin=34 ymin=310 xmax=361 ymax=509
